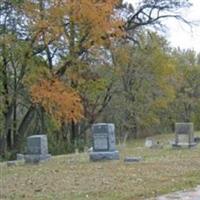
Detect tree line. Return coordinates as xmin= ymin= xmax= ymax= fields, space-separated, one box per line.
xmin=0 ymin=0 xmax=197 ymax=159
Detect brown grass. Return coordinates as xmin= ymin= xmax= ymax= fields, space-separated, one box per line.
xmin=1 ymin=133 xmax=200 ymax=200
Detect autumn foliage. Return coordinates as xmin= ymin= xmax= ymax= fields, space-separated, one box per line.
xmin=31 ymin=78 xmax=83 ymax=123
xmin=23 ymin=0 xmax=123 ymax=46
xmin=0 ymin=0 xmax=193 ymax=157
xmin=26 ymin=0 xmax=123 ymax=125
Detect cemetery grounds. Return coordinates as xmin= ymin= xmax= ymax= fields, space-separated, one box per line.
xmin=1 ymin=133 xmax=200 ymax=200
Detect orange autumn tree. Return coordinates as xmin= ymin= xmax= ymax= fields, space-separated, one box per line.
xmin=31 ymin=78 xmax=83 ymax=124
xmin=23 ymin=0 xmax=123 ymax=47
xmin=23 ymin=0 xmax=124 ymax=125
xmin=21 ymin=0 xmax=124 ymax=152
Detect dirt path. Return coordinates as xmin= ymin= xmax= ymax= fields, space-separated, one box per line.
xmin=154 ymin=186 xmax=200 ymax=200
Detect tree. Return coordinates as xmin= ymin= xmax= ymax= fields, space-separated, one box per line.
xmin=0 ymin=0 xmax=194 ymax=157
xmin=0 ymin=0 xmax=30 ymax=153
xmin=104 ymin=32 xmax=176 ymax=139
xmin=31 ymin=77 xmax=83 ymax=124
xmin=19 ymin=0 xmax=124 ymax=149
xmin=122 ymin=0 xmax=191 ymax=39
xmin=169 ymin=49 xmax=200 ymax=123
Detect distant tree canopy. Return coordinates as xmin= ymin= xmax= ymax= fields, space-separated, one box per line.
xmin=0 ymin=0 xmax=196 ymax=158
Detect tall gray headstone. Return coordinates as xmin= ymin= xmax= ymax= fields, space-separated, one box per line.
xmin=89 ymin=123 xmax=119 ymax=161
xmin=172 ymin=123 xmax=196 ymax=148
xmin=24 ymin=135 xmax=51 ymax=164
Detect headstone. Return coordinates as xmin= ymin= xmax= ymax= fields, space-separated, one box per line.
xmin=7 ymin=160 xmax=17 ymax=167
xmin=7 ymin=159 xmax=24 ymax=167
xmin=89 ymin=123 xmax=119 ymax=161
xmin=88 ymin=147 xmax=93 ymax=153
xmin=194 ymin=136 xmax=200 ymax=143
xmin=16 ymin=153 xmax=24 ymax=161
xmin=145 ymin=137 xmax=156 ymax=148
xmin=172 ymin=123 xmax=196 ymax=148
xmin=145 ymin=137 xmax=162 ymax=149
xmin=24 ymin=135 xmax=51 ymax=164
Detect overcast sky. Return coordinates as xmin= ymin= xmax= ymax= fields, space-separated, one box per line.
xmin=125 ymin=0 xmax=200 ymax=53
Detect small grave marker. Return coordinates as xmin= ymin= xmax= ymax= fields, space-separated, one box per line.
xmin=124 ymin=156 xmax=143 ymax=163
xmin=145 ymin=137 xmax=162 ymax=149
xmin=16 ymin=154 xmax=24 ymax=161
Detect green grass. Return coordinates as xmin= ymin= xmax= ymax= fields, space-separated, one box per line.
xmin=1 ymin=133 xmax=200 ymax=200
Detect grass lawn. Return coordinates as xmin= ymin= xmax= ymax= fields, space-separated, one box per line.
xmin=1 ymin=133 xmax=200 ymax=200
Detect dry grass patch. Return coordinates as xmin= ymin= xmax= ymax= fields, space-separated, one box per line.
xmin=1 ymin=133 xmax=200 ymax=200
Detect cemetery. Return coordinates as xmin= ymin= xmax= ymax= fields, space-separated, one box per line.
xmin=1 ymin=127 xmax=200 ymax=200
xmin=1 ymin=0 xmax=200 ymax=199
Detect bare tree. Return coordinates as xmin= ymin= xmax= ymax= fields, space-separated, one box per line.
xmin=120 ymin=0 xmax=192 ymax=41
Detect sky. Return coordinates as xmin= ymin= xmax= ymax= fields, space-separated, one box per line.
xmin=166 ymin=0 xmax=200 ymax=52
xmin=125 ymin=0 xmax=200 ymax=52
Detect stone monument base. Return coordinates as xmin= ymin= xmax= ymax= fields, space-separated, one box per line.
xmin=24 ymin=154 xmax=51 ymax=164
xmin=172 ymin=142 xmax=197 ymax=148
xmin=89 ymin=150 xmax=119 ymax=161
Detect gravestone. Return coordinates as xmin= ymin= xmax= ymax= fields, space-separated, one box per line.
xmin=172 ymin=123 xmax=196 ymax=148
xmin=16 ymin=153 xmax=24 ymax=161
xmin=194 ymin=136 xmax=200 ymax=143
xmin=124 ymin=156 xmax=143 ymax=163
xmin=24 ymin=135 xmax=51 ymax=164
xmin=89 ymin=123 xmax=119 ymax=161
xmin=145 ymin=137 xmax=156 ymax=148
xmin=7 ymin=160 xmax=17 ymax=167
xmin=145 ymin=137 xmax=162 ymax=149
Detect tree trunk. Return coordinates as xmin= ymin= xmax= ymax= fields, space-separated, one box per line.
xmin=39 ymin=106 xmax=46 ymax=134
xmin=15 ymin=105 xmax=36 ymax=150
xmin=12 ymin=62 xmax=17 ymax=150
xmin=1 ymin=55 xmax=12 ymax=154
xmin=71 ymin=121 xmax=76 ymax=148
